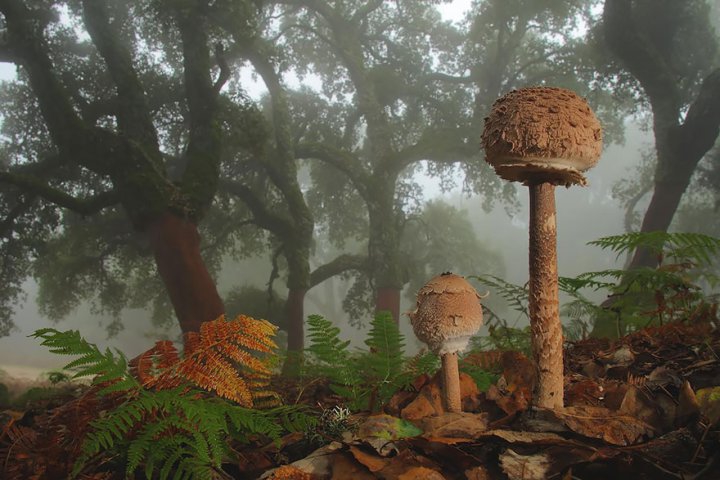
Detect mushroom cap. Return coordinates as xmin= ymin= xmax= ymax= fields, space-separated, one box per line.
xmin=408 ymin=273 xmax=484 ymax=355
xmin=480 ymin=87 xmax=602 ymax=187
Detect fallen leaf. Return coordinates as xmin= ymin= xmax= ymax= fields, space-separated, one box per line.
xmin=675 ymin=380 xmax=700 ymax=426
xmin=358 ymin=414 xmax=423 ymax=441
xmin=330 ymin=452 xmax=377 ymax=479
xmin=376 ymin=449 xmax=442 ymax=480
xmin=500 ymin=448 xmax=551 ymax=480
xmin=260 ymin=442 xmax=342 ymax=479
xmin=696 ymin=386 xmax=720 ymax=425
xmin=464 ymin=466 xmax=491 ymax=480
xmin=401 ymin=373 xmax=479 ymax=420
xmin=551 ymin=405 xmax=655 ymax=446
xmin=420 ymin=412 xmax=488 ymax=439
xmin=264 ymin=465 xmax=311 ymax=480
xmin=618 ymin=385 xmax=662 ymax=430
xmin=479 ymin=429 xmax=567 ymax=444
xmin=349 ymin=445 xmax=388 ymax=472
xmin=397 ymin=466 xmax=446 ymax=479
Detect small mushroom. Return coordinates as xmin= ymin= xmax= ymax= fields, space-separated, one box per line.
xmin=408 ymin=272 xmax=484 ymax=413
xmin=481 ymin=87 xmax=602 ymax=409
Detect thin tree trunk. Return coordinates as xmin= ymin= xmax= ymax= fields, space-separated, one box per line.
xmin=148 ymin=211 xmax=224 ymax=334
xmin=376 ymin=287 xmax=401 ymax=323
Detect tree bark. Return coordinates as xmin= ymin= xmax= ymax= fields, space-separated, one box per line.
xmin=528 ymin=183 xmax=564 ymax=409
xmin=604 ymin=1 xmax=720 ymax=269
xmin=375 ymin=287 xmax=401 ymax=324
xmin=282 ymin=287 xmax=307 ymax=376
xmin=284 ymin=288 xmax=307 ymax=353
xmin=148 ymin=211 xmax=224 ymax=334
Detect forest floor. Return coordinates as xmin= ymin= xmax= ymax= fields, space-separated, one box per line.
xmin=1 ymin=321 xmax=719 ymax=479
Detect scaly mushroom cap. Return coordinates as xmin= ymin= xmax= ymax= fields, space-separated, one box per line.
xmin=408 ymin=273 xmax=484 ymax=355
xmin=480 ymin=87 xmax=602 ymax=187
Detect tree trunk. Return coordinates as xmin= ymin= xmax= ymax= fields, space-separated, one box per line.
xmin=282 ymin=288 xmax=307 ymax=376
xmin=376 ymin=287 xmax=401 ymax=323
xmin=627 ymin=176 xmax=693 ymax=269
xmin=147 ymin=211 xmax=224 ymax=334
xmin=528 ymin=183 xmax=564 ymax=409
xmin=285 ymin=288 xmax=307 ymax=352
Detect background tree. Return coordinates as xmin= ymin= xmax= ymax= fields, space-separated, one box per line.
xmin=0 ymin=0 xmax=265 ymax=336
xmin=277 ymin=0 xmax=626 ymax=323
xmin=603 ymin=0 xmax=720 ymax=268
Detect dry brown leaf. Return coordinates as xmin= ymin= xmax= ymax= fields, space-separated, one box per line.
xmin=551 ymin=405 xmax=655 ymax=445
xmin=464 ymin=465 xmax=491 ymax=480
xmin=349 ymin=445 xmax=389 ymax=472
xmin=420 ymin=412 xmax=488 ymax=439
xmin=330 ymin=452 xmax=376 ymax=479
xmin=500 ymin=448 xmax=551 ymax=480
xmin=401 ymin=373 xmax=479 ymax=420
xmin=397 ymin=466 xmax=446 ymax=479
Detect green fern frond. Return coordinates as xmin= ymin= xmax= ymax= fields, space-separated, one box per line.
xmin=364 ymin=311 xmax=405 ymax=381
xmin=470 ymin=274 xmax=529 ymax=318
xmin=588 ymin=231 xmax=720 ymax=264
xmin=29 ymin=328 xmax=139 ymax=393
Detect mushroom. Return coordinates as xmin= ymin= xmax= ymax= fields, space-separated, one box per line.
xmin=481 ymin=87 xmax=602 ymax=409
xmin=408 ymin=272 xmax=484 ymax=413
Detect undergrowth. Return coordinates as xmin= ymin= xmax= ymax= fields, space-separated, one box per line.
xmin=3 ymin=315 xmax=316 ymax=480
xmin=471 ymin=231 xmax=720 ymax=345
xmin=304 ymin=312 xmax=440 ymax=412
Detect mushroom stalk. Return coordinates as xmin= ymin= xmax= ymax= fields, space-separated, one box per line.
xmin=441 ymin=352 xmax=461 ymax=413
xmin=528 ymin=182 xmax=564 ymax=409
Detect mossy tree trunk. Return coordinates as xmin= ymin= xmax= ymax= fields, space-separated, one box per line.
xmin=0 ymin=0 xmax=228 ymax=336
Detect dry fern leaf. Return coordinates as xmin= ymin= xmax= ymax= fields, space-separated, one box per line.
xmin=131 ymin=315 xmax=278 ymax=407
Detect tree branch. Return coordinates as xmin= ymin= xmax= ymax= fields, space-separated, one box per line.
xmin=81 ymin=0 xmax=159 ymax=149
xmin=0 ymin=171 xmax=120 ymax=215
xmin=221 ymin=179 xmax=291 ymax=236
xmin=295 ymin=142 xmax=370 ymax=197
xmin=309 ymin=253 xmax=368 ymax=288
xmin=0 ymin=0 xmax=85 ymax=151
xmin=391 ymin=128 xmax=476 ymax=172
xmin=675 ymin=68 xmax=720 ymax=160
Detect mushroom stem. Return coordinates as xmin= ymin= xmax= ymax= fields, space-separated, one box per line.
xmin=528 ymin=182 xmax=564 ymax=409
xmin=441 ymin=352 xmax=462 ymax=413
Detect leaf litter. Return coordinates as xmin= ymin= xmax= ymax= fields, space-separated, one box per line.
xmin=2 ymin=322 xmax=720 ymax=479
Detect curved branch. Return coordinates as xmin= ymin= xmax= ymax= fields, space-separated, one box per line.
xmin=309 ymin=253 xmax=368 ymax=288
xmin=221 ymin=179 xmax=291 ymax=236
xmin=0 ymin=171 xmax=120 ymax=215
xmin=295 ymin=142 xmax=368 ymax=195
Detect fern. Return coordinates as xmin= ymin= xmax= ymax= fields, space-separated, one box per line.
xmin=470 ymin=274 xmax=529 ymax=320
xmin=305 ymin=313 xmax=431 ymax=411
xmin=588 ymin=231 xmax=720 ymax=265
xmin=30 ymin=328 xmax=139 ymax=394
xmin=29 ymin=315 xmax=309 ymax=480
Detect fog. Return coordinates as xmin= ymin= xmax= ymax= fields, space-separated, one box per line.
xmin=0 ymin=120 xmax=653 ymax=372
xmin=0 ymin=0 xmax=716 ymax=379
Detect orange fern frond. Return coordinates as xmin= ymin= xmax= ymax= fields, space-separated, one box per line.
xmin=130 ymin=315 xmax=279 ymax=407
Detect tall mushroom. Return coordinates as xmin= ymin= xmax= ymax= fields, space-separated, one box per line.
xmin=480 ymin=87 xmax=602 ymax=409
xmin=408 ymin=272 xmax=484 ymax=413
